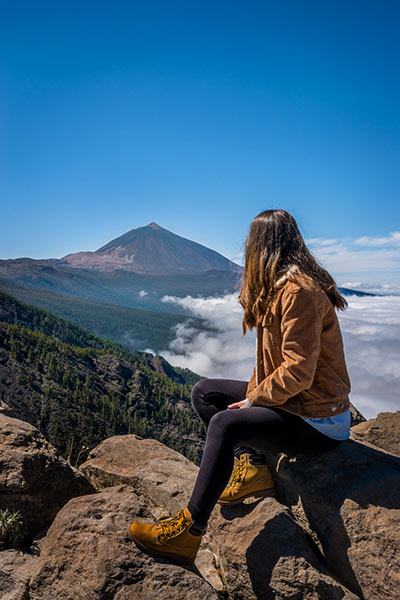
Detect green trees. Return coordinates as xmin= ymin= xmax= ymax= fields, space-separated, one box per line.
xmin=0 ymin=292 xmax=206 ymax=465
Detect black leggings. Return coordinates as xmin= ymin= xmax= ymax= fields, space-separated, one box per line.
xmin=187 ymin=378 xmax=341 ymax=527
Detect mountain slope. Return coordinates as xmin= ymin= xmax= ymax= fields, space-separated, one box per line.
xmin=62 ymin=221 xmax=243 ymax=274
xmin=0 ymin=291 xmax=206 ymax=464
xmin=0 ymin=279 xmax=212 ymax=352
xmin=0 ymin=262 xmax=242 ymax=312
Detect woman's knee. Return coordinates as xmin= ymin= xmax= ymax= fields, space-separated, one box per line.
xmin=208 ymin=410 xmax=240 ymax=439
xmin=190 ymin=379 xmax=209 ymax=411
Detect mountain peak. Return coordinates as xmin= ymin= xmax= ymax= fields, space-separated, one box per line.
xmin=145 ymin=222 xmax=163 ymax=230
xmin=61 ymin=222 xmax=243 ymax=275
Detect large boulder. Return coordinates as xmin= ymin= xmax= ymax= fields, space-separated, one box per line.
xmin=28 ymin=485 xmax=221 ymax=600
xmin=4 ymin=420 xmax=399 ymax=600
xmin=80 ymin=434 xmax=198 ymax=515
xmin=209 ymin=498 xmax=358 ymax=600
xmin=79 ymin=434 xmax=362 ymax=599
xmin=79 ymin=434 xmax=226 ymax=593
xmin=351 ymin=410 xmax=400 ymax=457
xmin=267 ymin=439 xmax=400 ymax=600
xmin=0 ymin=413 xmax=94 ymax=542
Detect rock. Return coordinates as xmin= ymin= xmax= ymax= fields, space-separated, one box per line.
xmin=349 ymin=403 xmax=366 ymax=426
xmin=0 ymin=549 xmax=38 ymax=600
xmin=209 ymin=498 xmax=358 ymax=600
xmin=4 ymin=416 xmax=400 ymax=599
xmin=28 ymin=485 xmax=221 ymax=600
xmin=79 ymin=434 xmax=227 ymax=592
xmin=0 ymin=414 xmax=94 ymax=542
xmin=351 ymin=410 xmax=400 ymax=457
xmin=266 ymin=439 xmax=400 ymax=600
xmin=80 ymin=434 xmax=198 ymax=515
xmin=195 ymin=548 xmax=227 ymax=595
xmin=150 ymin=354 xmax=183 ymax=382
xmin=80 ymin=434 xmax=360 ymax=598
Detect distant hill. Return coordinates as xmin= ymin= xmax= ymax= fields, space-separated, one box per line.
xmin=61 ymin=221 xmax=243 ymax=274
xmin=0 ymin=291 xmax=206 ymax=464
xmin=338 ymin=287 xmax=375 ymax=297
xmin=0 ymin=262 xmax=242 ymax=314
xmin=0 ymin=278 xmax=214 ymax=352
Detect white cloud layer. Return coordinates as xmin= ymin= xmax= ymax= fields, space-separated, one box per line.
xmin=341 ymin=282 xmax=400 ymax=295
xmin=150 ymin=293 xmax=400 ymax=421
xmin=337 ymin=295 xmax=400 ymax=419
xmin=159 ymin=293 xmax=256 ymax=379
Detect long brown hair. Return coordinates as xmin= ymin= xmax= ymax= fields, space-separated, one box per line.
xmin=238 ymin=209 xmax=347 ymax=334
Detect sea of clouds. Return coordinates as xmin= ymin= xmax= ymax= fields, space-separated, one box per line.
xmin=148 ymin=292 xmax=400 ymax=420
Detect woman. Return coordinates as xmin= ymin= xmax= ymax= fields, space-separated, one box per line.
xmin=128 ymin=209 xmax=351 ymax=565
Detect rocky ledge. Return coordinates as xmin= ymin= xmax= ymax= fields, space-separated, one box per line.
xmin=1 ymin=410 xmax=399 ymax=600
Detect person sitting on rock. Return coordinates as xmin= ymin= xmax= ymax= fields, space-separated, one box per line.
xmin=128 ymin=208 xmax=351 ymax=566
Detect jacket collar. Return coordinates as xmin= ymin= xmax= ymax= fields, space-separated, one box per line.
xmin=275 ymin=264 xmax=302 ymax=288
xmin=259 ymin=264 xmax=303 ymax=327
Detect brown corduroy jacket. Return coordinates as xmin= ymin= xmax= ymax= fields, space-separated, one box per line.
xmin=246 ymin=266 xmax=351 ymax=418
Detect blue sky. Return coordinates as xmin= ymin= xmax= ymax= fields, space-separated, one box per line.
xmin=1 ymin=0 xmax=399 ymax=285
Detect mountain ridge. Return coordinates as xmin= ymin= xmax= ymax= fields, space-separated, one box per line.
xmin=61 ymin=221 xmax=243 ymax=274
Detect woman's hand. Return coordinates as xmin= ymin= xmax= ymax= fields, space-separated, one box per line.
xmin=227 ymin=399 xmax=249 ymax=409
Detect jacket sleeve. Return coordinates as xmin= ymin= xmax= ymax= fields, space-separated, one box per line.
xmin=246 ymin=365 xmax=257 ymax=396
xmin=247 ymin=287 xmax=323 ymax=407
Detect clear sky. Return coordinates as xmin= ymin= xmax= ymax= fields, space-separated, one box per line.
xmin=1 ymin=1 xmax=399 ymax=285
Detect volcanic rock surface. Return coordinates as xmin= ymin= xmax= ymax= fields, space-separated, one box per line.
xmin=1 ymin=412 xmax=400 ymax=599
xmin=0 ymin=414 xmax=94 ymax=541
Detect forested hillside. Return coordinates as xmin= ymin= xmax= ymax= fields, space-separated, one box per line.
xmin=0 ymin=291 xmax=206 ymax=464
xmin=0 ymin=277 xmax=209 ymax=352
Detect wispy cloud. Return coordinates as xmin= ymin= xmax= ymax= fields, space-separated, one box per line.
xmin=353 ymin=232 xmax=400 ymax=247
xmin=305 ymin=235 xmax=400 ymax=284
xmin=151 ymin=293 xmax=400 ymax=420
xmin=226 ymin=231 xmax=400 ymax=284
xmin=305 ymin=238 xmax=339 ymax=247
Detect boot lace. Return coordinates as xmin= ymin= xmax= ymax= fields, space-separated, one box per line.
xmin=230 ymin=455 xmax=247 ymax=485
xmin=156 ymin=509 xmax=188 ymax=541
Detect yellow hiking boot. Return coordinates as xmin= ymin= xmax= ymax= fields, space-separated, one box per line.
xmin=218 ymin=453 xmax=275 ymax=505
xmin=128 ymin=507 xmax=203 ymax=565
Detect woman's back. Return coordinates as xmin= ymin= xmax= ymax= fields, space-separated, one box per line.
xmin=246 ymin=266 xmax=351 ymax=418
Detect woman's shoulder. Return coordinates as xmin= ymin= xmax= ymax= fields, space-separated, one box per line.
xmin=275 ymin=265 xmax=320 ymax=295
xmin=275 ymin=266 xmax=328 ymax=310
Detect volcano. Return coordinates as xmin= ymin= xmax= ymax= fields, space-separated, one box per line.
xmin=61 ymin=222 xmax=242 ymax=275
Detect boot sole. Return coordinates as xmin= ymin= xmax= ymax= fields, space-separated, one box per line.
xmin=127 ymin=527 xmax=196 ymax=566
xmin=217 ymin=487 xmax=276 ymax=505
